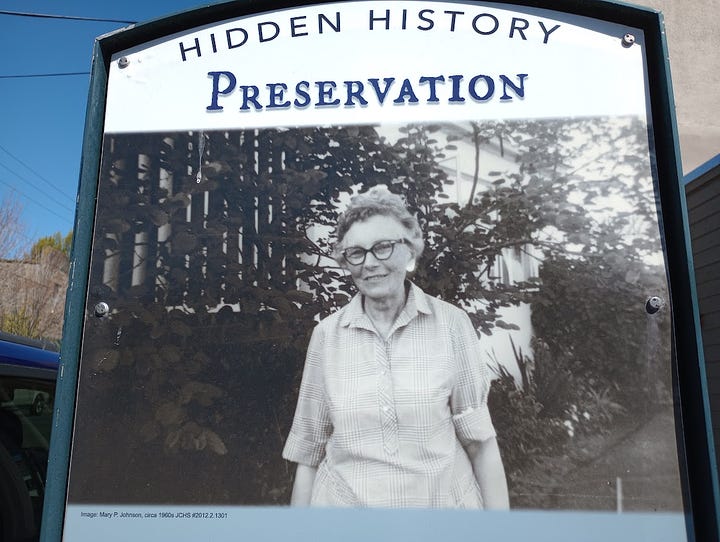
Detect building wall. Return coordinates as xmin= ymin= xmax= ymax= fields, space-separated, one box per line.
xmin=685 ymin=156 xmax=720 ymax=458
xmin=0 ymin=252 xmax=68 ymax=341
xmin=635 ymin=0 xmax=720 ymax=172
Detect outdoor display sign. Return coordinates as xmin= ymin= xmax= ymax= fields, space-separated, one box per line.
xmin=42 ymin=0 xmax=718 ymax=541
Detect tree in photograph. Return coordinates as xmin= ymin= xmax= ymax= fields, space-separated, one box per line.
xmin=455 ymin=117 xmax=674 ymax=507
xmin=504 ymin=115 xmax=670 ymax=409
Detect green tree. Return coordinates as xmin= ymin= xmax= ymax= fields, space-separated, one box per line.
xmin=28 ymin=230 xmax=73 ymax=261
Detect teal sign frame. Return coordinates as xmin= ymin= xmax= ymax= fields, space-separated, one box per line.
xmin=40 ymin=0 xmax=718 ymax=540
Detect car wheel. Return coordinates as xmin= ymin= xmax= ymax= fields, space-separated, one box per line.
xmin=31 ymin=397 xmax=45 ymax=416
xmin=0 ymin=441 xmax=36 ymax=542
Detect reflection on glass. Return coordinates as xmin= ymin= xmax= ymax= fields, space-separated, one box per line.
xmin=67 ymin=118 xmax=682 ymax=514
xmin=1 ymin=376 xmax=55 ymax=538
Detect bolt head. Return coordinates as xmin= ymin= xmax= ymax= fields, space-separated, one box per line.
xmin=622 ymin=34 xmax=636 ymax=48
xmin=118 ymin=57 xmax=130 ymax=68
xmin=645 ymin=296 xmax=664 ymax=314
xmin=94 ymin=302 xmax=110 ymax=317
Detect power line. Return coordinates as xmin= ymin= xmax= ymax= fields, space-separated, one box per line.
xmin=0 ymin=10 xmax=136 ymax=24
xmin=0 ymin=178 xmax=73 ymax=225
xmin=0 ymin=163 xmax=75 ymax=213
xmin=0 ymin=144 xmax=76 ymax=205
xmin=0 ymin=72 xmax=89 ymax=80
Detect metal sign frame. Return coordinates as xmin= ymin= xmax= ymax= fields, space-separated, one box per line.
xmin=41 ymin=0 xmax=718 ymax=540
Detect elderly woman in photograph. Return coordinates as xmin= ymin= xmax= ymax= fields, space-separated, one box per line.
xmin=282 ymin=185 xmax=509 ymax=509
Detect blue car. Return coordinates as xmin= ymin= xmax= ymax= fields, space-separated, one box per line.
xmin=0 ymin=332 xmax=60 ymax=542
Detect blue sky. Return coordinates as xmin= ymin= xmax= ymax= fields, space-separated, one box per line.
xmin=0 ymin=0 xmax=227 ymax=250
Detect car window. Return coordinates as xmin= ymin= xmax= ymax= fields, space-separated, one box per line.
xmin=0 ymin=375 xmax=55 ymax=542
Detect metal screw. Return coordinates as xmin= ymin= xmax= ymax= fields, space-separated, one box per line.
xmin=118 ymin=57 xmax=130 ymax=69
xmin=94 ymin=302 xmax=110 ymax=318
xmin=645 ymin=296 xmax=664 ymax=315
xmin=621 ymin=34 xmax=636 ymax=48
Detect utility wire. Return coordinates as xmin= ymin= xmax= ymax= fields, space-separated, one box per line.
xmin=0 ymin=72 xmax=89 ymax=79
xmin=0 ymin=177 xmax=73 ymax=224
xmin=0 ymin=10 xmax=132 ymax=80
xmin=0 ymin=144 xmax=76 ymax=204
xmin=0 ymin=10 xmax=136 ymax=24
xmin=0 ymin=162 xmax=75 ymax=213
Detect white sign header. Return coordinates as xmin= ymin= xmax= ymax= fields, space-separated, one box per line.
xmin=104 ymin=1 xmax=648 ymax=132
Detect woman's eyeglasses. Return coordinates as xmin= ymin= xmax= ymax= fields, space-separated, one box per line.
xmin=341 ymin=239 xmax=408 ymax=266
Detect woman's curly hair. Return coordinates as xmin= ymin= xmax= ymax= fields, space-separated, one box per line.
xmin=332 ymin=185 xmax=424 ymax=262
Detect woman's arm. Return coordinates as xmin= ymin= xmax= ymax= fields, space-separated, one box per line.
xmin=464 ymin=437 xmax=510 ymax=510
xmin=289 ymin=463 xmax=318 ymax=506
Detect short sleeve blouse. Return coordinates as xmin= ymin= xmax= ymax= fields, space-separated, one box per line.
xmin=282 ymin=283 xmax=496 ymax=507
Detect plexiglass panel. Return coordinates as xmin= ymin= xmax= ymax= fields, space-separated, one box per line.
xmin=59 ymin=2 xmax=693 ymax=540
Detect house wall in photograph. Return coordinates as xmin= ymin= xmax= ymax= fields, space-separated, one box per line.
xmin=685 ymin=154 xmax=720 ymax=465
xmin=433 ymin=125 xmax=539 ymax=381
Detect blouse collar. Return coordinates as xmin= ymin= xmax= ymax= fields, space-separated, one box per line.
xmin=339 ymin=281 xmax=432 ymax=331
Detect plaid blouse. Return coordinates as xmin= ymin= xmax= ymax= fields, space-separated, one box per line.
xmin=282 ymin=283 xmax=496 ymax=508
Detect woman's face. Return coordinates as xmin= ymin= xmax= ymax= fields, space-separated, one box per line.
xmin=341 ymin=214 xmax=414 ymax=304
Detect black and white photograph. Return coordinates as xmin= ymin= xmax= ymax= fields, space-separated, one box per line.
xmin=67 ymin=117 xmax=684 ymax=512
